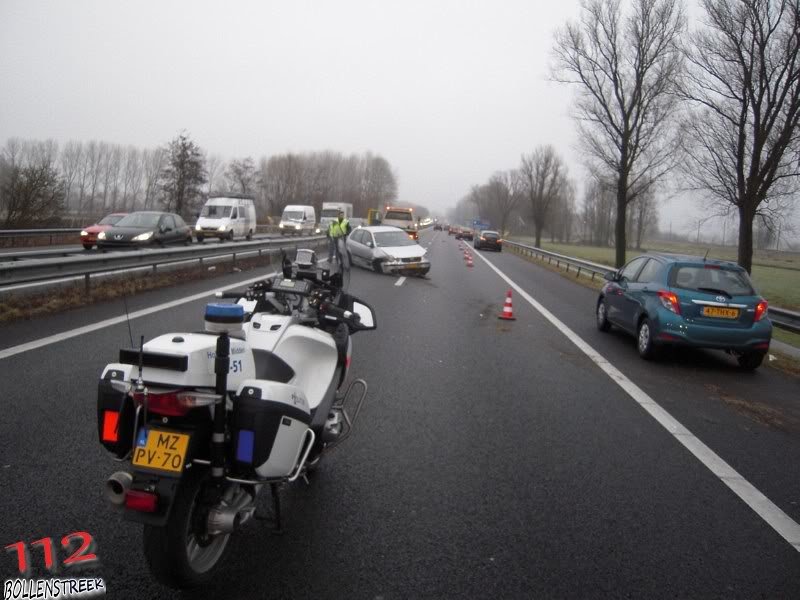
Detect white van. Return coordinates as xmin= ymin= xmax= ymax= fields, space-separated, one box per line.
xmin=279 ymin=205 xmax=317 ymax=235
xmin=195 ymin=196 xmax=257 ymax=242
xmin=319 ymin=202 xmax=353 ymax=230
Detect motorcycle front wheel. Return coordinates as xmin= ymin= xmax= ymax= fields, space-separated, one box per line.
xmin=142 ymin=468 xmax=231 ymax=589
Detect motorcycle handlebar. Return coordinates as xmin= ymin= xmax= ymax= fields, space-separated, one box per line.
xmin=320 ymin=301 xmax=360 ymax=324
xmin=216 ymin=291 xmax=245 ymax=299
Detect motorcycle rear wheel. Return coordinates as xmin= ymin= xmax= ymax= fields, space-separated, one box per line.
xmin=142 ymin=468 xmax=231 ymax=589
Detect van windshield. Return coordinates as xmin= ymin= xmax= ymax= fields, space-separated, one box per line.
xmin=283 ymin=211 xmax=304 ymax=221
xmin=201 ymin=205 xmax=232 ymax=218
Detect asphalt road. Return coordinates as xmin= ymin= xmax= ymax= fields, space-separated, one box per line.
xmin=1 ymin=228 xmax=798 ymax=598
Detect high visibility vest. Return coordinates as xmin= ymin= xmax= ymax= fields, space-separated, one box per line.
xmin=329 ymin=219 xmax=349 ymax=238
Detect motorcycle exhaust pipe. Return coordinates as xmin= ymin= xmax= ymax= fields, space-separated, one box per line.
xmin=106 ymin=471 xmax=133 ymax=505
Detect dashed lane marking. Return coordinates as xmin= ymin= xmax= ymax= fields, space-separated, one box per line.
xmin=395 ymin=277 xmax=406 ymax=287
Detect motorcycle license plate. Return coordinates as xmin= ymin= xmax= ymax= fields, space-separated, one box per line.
xmin=702 ymin=306 xmax=739 ymax=319
xmin=132 ymin=428 xmax=190 ymax=474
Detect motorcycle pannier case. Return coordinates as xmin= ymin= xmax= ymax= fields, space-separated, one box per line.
xmin=97 ymin=364 xmax=137 ymax=458
xmin=232 ymin=379 xmax=312 ymax=478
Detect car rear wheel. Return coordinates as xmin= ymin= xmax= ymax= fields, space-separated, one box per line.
xmin=82 ymin=243 xmax=93 ymax=250
xmin=596 ymin=299 xmax=611 ymax=332
xmin=246 ymin=230 xmax=253 ymax=241
xmin=196 ymin=235 xmax=204 ymax=243
xmin=637 ymin=317 xmax=657 ymax=360
xmin=736 ymin=351 xmax=765 ymax=370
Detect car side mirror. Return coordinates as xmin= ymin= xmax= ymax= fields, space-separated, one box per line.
xmin=366 ymin=241 xmax=374 ymax=248
xmin=603 ymin=271 xmax=617 ymax=282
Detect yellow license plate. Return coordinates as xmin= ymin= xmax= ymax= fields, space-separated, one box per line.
xmin=132 ymin=429 xmax=190 ymax=473
xmin=702 ymin=306 xmax=739 ymax=319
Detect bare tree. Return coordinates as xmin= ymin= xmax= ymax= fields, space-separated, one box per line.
xmin=205 ymin=154 xmax=223 ymax=196
xmin=60 ymin=141 xmax=83 ymax=212
xmin=679 ymin=0 xmax=800 ymax=272
xmin=519 ymin=145 xmax=569 ymax=247
xmin=224 ymin=157 xmax=256 ymax=195
xmin=142 ymin=148 xmax=164 ymax=209
xmin=553 ymin=0 xmax=686 ymax=266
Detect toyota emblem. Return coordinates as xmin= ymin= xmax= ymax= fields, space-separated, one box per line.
xmin=715 ymin=295 xmax=726 ymax=303
xmin=114 ymin=234 xmax=123 ymax=240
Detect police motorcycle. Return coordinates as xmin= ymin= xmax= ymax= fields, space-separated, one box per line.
xmin=96 ymin=241 xmax=375 ymax=588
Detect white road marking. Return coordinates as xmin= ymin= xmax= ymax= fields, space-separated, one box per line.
xmin=471 ymin=249 xmax=800 ymax=553
xmin=0 ymin=272 xmax=277 ymax=361
xmin=395 ymin=277 xmax=406 ymax=287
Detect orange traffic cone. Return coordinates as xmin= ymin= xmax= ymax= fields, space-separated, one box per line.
xmin=498 ymin=289 xmax=515 ymax=320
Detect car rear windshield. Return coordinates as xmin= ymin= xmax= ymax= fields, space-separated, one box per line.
xmin=375 ymin=231 xmax=416 ymax=247
xmin=669 ymin=265 xmax=755 ymax=297
xmin=321 ymin=209 xmax=340 ymax=218
xmin=98 ymin=214 xmax=125 ymax=226
xmin=482 ymin=231 xmax=499 ymax=238
xmin=384 ymin=211 xmax=412 ymax=221
xmin=201 ymin=205 xmax=232 ymax=218
xmin=115 ymin=213 xmax=161 ymax=228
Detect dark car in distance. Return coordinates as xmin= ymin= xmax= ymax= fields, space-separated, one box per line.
xmin=596 ymin=253 xmax=771 ymax=369
xmin=97 ymin=211 xmax=193 ymax=249
xmin=474 ymin=230 xmax=502 ymax=251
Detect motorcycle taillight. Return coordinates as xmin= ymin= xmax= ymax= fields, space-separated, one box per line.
xmin=133 ymin=390 xmax=188 ymax=417
xmin=132 ymin=389 xmax=219 ymax=417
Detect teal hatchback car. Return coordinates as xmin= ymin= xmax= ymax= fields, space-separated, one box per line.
xmin=596 ymin=254 xmax=771 ymax=369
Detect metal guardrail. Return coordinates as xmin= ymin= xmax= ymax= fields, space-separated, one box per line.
xmin=504 ymin=239 xmax=800 ymax=335
xmin=0 ymin=235 xmax=326 ymax=291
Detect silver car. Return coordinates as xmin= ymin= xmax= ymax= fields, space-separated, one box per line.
xmin=347 ymin=226 xmax=430 ymax=276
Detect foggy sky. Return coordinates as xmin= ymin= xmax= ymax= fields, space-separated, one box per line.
xmin=0 ymin=0 xmax=794 ymax=239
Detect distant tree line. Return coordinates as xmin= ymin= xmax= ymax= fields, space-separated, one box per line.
xmin=0 ymin=133 xmax=399 ymax=227
xmin=449 ymin=145 xmax=658 ymax=250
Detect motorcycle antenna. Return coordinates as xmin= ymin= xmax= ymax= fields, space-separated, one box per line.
xmin=122 ymin=283 xmax=134 ymax=348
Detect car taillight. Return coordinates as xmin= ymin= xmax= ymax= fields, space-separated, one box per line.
xmin=125 ymin=490 xmax=158 ymax=513
xmin=480 ymin=236 xmax=486 ymax=241
xmin=754 ymin=300 xmax=768 ymax=321
xmin=658 ymin=290 xmax=681 ymax=315
xmin=131 ymin=389 xmax=219 ymax=417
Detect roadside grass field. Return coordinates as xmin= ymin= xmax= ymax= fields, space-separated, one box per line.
xmin=510 ymin=237 xmax=800 ymax=311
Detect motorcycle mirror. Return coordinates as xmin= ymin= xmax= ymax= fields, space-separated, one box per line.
xmin=110 ymin=380 xmax=132 ymax=395
xmin=351 ymin=300 xmax=376 ymax=330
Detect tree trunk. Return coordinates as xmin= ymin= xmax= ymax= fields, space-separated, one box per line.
xmin=535 ymin=224 xmax=543 ymax=248
xmin=615 ymin=174 xmax=628 ymax=267
xmin=737 ymin=205 xmax=755 ymax=274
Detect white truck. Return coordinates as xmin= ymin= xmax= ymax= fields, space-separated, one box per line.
xmin=319 ymin=202 xmax=354 ymax=230
xmin=279 ymin=205 xmax=317 ymax=235
xmin=195 ymin=196 xmax=257 ymax=242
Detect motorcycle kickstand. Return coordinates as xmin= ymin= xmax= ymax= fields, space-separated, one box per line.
xmin=255 ymin=482 xmax=285 ymax=534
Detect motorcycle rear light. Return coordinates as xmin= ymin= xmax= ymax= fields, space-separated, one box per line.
xmin=754 ymin=300 xmax=768 ymax=322
xmin=125 ymin=490 xmax=158 ymax=513
xmin=657 ymin=290 xmax=681 ymax=315
xmin=132 ymin=390 xmax=220 ymax=417
xmin=101 ymin=410 xmax=120 ymax=443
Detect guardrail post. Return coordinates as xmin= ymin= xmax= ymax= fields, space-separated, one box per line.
xmin=232 ymin=253 xmax=237 ymax=268
xmin=152 ymin=264 xmax=157 ymax=274
xmin=84 ymin=273 xmax=90 ymax=293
